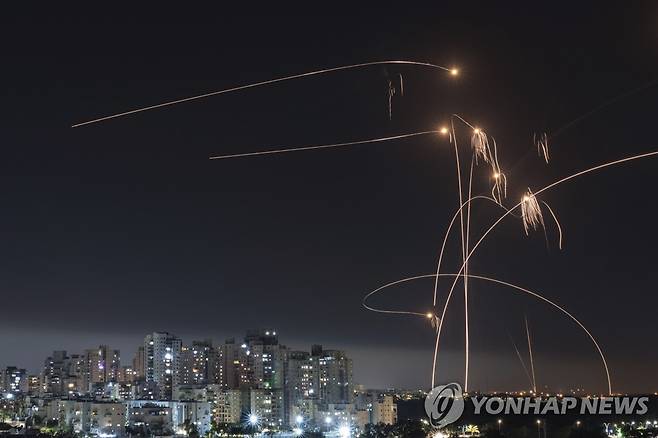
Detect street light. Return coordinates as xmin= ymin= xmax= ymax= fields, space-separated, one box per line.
xmin=497 ymin=419 xmax=502 ymax=432
xmin=536 ymin=419 xmax=541 ymax=438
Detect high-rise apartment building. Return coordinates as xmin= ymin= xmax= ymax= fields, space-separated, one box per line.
xmin=312 ymin=345 xmax=353 ymax=405
xmin=180 ymin=340 xmax=213 ymax=386
xmin=84 ymin=345 xmax=120 ymax=387
xmin=1 ymin=366 xmax=28 ymax=394
xmin=144 ymin=332 xmax=182 ymax=400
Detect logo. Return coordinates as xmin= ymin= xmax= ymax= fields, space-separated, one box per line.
xmin=425 ymin=383 xmax=465 ymax=428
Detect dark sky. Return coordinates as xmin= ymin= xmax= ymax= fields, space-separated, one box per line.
xmin=1 ymin=4 xmax=657 ymax=393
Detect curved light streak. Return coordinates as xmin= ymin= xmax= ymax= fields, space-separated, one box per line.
xmin=525 ymin=315 xmax=537 ymax=394
xmin=71 ymin=60 xmax=451 ymax=128
xmin=449 ymin=117 xmax=469 ymax=392
xmin=208 ymin=131 xmax=439 ymax=160
xmin=509 ymin=333 xmax=534 ymax=389
xmin=363 ymin=273 xmax=612 ymax=395
xmin=434 ymin=149 xmax=658 ymax=394
xmin=541 ymin=201 xmax=563 ymax=249
xmin=430 ymin=194 xmax=520 ymax=388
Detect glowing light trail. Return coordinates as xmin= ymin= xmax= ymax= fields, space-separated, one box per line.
xmin=71 ymin=61 xmax=451 ymax=128
xmin=363 ymin=272 xmax=612 ymax=395
xmin=525 ymin=315 xmax=537 ymax=394
xmin=433 ymin=149 xmax=658 ymax=394
xmin=509 ymin=333 xmax=534 ymax=389
xmin=449 ymin=118 xmax=469 ymax=392
xmin=208 ymin=131 xmax=439 ymax=160
xmin=541 ymin=201 xmax=563 ymax=249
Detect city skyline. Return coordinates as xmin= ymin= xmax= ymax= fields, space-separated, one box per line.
xmin=1 ymin=327 xmax=401 ymax=436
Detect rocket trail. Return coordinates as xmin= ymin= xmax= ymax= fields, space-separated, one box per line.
xmin=363 ymin=273 xmax=613 ymax=395
xmin=433 ymin=149 xmax=658 ymax=394
xmin=449 ymin=117 xmax=470 ymax=392
xmin=71 ymin=60 xmax=452 ymax=128
xmin=431 ymin=192 xmax=520 ymax=388
xmin=509 ymin=332 xmax=535 ymax=389
xmin=208 ymin=131 xmax=439 ymax=160
xmin=541 ymin=201 xmax=563 ymax=249
xmin=525 ymin=315 xmax=537 ymax=394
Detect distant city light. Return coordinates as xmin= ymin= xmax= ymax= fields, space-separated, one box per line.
xmin=295 ymin=415 xmax=304 ymax=424
xmin=338 ymin=425 xmax=350 ymax=438
xmin=248 ymin=414 xmax=259 ymax=426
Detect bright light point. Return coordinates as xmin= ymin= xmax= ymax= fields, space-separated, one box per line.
xmin=523 ymin=195 xmax=530 ymax=202
xmin=536 ymin=420 xmax=541 ymax=424
xmin=324 ymin=417 xmax=332 ymax=425
xmin=439 ymin=127 xmax=449 ymax=135
xmin=493 ymin=172 xmax=500 ymax=179
xmin=473 ymin=128 xmax=481 ymax=134
xmin=293 ymin=428 xmax=303 ymax=436
xmin=433 ymin=432 xmax=447 ymax=438
xmin=339 ymin=425 xmax=350 ymax=438
xmin=450 ymin=68 xmax=459 ymax=76
xmin=426 ymin=312 xmax=433 ymax=319
xmin=248 ymin=414 xmax=259 ymax=425
xmin=295 ymin=415 xmax=304 ymax=424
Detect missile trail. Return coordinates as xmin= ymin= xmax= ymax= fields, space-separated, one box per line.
xmin=208 ymin=131 xmax=439 ymax=160
xmin=433 ymin=149 xmax=658 ymax=395
xmin=509 ymin=332 xmax=534 ymax=389
xmin=71 ymin=60 xmax=452 ymax=128
xmin=525 ymin=315 xmax=537 ymax=394
xmin=363 ymin=272 xmax=613 ymax=395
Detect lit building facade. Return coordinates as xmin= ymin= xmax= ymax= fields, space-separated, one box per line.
xmin=144 ymin=332 xmax=182 ymax=400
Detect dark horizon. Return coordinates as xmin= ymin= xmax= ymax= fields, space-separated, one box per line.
xmin=1 ymin=4 xmax=658 ymax=393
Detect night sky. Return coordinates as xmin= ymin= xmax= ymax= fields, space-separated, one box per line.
xmin=1 ymin=5 xmax=657 ymax=393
